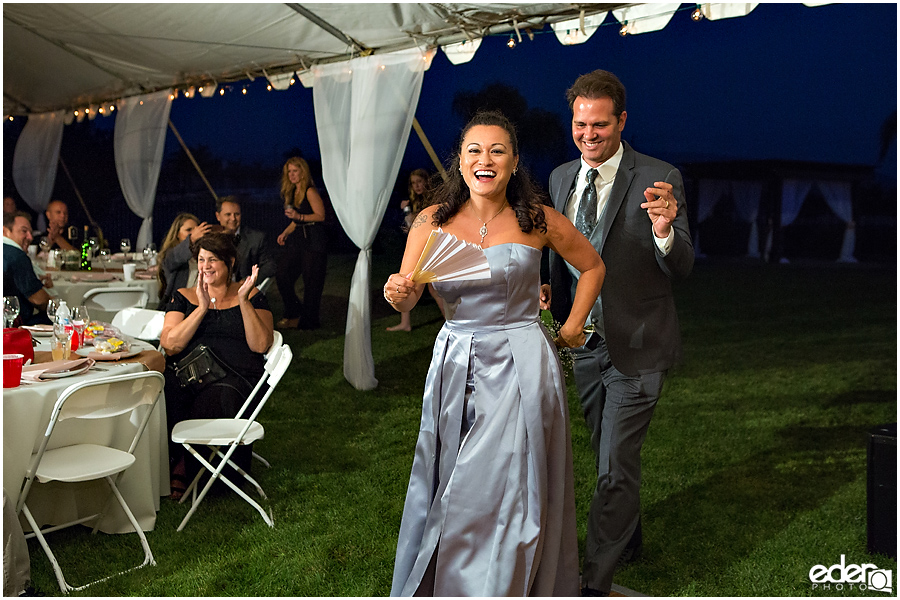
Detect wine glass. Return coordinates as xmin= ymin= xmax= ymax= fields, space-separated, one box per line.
xmin=46 ymin=297 xmax=61 ymax=322
xmin=38 ymin=237 xmax=51 ymax=255
xmin=142 ymin=244 xmax=155 ymax=267
xmin=72 ymin=306 xmax=90 ymax=349
xmin=3 ymin=296 xmax=20 ymax=328
xmin=120 ymin=238 xmax=132 ymax=261
xmin=98 ymin=248 xmax=111 ymax=272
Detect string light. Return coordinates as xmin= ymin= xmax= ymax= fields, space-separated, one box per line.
xmin=74 ymin=110 xmax=80 ymax=117
xmin=507 ymin=35 xmax=516 ymax=48
xmin=266 ymin=84 xmax=272 ymax=91
xmin=290 ymin=77 xmax=296 ymax=85
xmin=168 ymin=93 xmax=175 ymax=100
xmin=198 ymin=86 xmax=204 ymax=93
xmin=242 ymin=87 xmax=247 ymax=95
xmin=7 ymin=116 xmax=13 ymax=121
xmin=98 ymin=107 xmax=105 ymax=114
xmin=691 ymin=6 xmax=704 ymax=21
xmin=219 ymin=88 xmax=225 ymax=96
xmin=619 ymin=23 xmax=628 ymax=36
xmin=109 ymin=105 xmax=115 ymax=112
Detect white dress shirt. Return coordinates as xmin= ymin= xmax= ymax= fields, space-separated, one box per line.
xmin=565 ymin=142 xmax=673 ymax=255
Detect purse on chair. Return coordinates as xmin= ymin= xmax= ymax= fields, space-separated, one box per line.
xmin=3 ymin=328 xmax=35 ymax=365
xmin=174 ymin=344 xmax=226 ymax=388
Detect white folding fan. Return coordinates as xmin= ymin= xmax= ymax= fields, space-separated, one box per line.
xmin=409 ymin=229 xmax=491 ymax=284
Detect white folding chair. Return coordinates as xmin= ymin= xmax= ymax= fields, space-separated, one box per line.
xmin=256 ymin=276 xmax=273 ymax=294
xmin=82 ymin=286 xmax=150 ymax=323
xmin=111 ymin=307 xmax=165 ymax=343
xmin=172 ymin=345 xmax=292 ymax=531
xmin=15 ymin=371 xmax=165 ymax=594
xmin=264 ymin=330 xmax=282 ymax=360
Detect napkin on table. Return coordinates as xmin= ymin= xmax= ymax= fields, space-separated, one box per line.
xmin=21 ymin=358 xmax=94 ymax=381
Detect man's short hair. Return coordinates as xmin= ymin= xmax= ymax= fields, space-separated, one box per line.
xmin=215 ymin=195 xmax=241 ymax=212
xmin=3 ymin=211 xmax=31 ymax=230
xmin=566 ymin=70 xmax=627 ymax=118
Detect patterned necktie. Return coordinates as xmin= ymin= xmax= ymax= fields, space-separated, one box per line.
xmin=575 ymin=168 xmax=599 ymax=238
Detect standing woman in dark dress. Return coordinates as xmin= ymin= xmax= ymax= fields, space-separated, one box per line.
xmin=160 ymin=232 xmax=274 ymax=498
xmin=275 ymin=157 xmax=328 ymax=330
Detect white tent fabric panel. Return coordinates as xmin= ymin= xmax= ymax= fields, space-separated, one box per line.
xmin=114 ymin=90 xmax=173 ymax=251
xmin=10 ymin=110 xmax=65 ymax=230
xmin=313 ymin=49 xmax=426 ymax=390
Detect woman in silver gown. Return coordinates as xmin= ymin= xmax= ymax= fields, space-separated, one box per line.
xmin=384 ymin=111 xmax=605 ymax=596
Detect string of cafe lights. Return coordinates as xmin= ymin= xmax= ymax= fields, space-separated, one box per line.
xmin=5 ymin=4 xmax=707 ymax=121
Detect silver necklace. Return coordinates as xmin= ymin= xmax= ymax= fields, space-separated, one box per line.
xmin=471 ymin=202 xmax=507 ymax=244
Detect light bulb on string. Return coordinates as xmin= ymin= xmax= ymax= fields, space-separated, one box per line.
xmin=219 ymin=88 xmax=225 ymax=96
xmin=109 ymin=105 xmax=115 ymax=112
xmin=290 ymin=77 xmax=296 ymax=85
xmin=507 ymin=36 xmax=516 ymax=48
xmin=74 ymin=110 xmax=80 ymax=117
xmin=242 ymin=87 xmax=248 ymax=95
xmin=619 ymin=23 xmax=628 ymax=36
xmin=691 ymin=6 xmax=704 ymax=21
xmin=266 ymin=84 xmax=272 ymax=91
xmin=98 ymin=107 xmax=105 ymax=114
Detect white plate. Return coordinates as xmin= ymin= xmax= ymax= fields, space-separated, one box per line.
xmin=36 ymin=359 xmax=95 ymax=379
xmin=22 ymin=325 xmax=54 ymax=337
xmin=75 ymin=347 xmax=142 ymax=360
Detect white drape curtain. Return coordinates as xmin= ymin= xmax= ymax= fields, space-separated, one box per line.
xmin=781 ymin=178 xmax=855 ymax=262
xmin=114 ymin=90 xmax=172 ymax=250
xmin=731 ymin=181 xmax=763 ymax=257
xmin=696 ymin=179 xmax=762 ymax=257
xmin=818 ymin=180 xmax=855 ymax=262
xmin=781 ymin=179 xmax=813 ymax=227
xmin=11 ymin=110 xmax=65 ymax=230
xmin=313 ymin=49 xmax=426 ymax=390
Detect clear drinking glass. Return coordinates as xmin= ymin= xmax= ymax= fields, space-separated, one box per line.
xmin=98 ymin=248 xmax=111 ymax=272
xmin=46 ymin=297 xmax=61 ymax=322
xmin=72 ymin=306 xmax=90 ymax=349
xmin=3 ymin=296 xmax=20 ymax=328
xmin=51 ymin=323 xmax=71 ymax=360
xmin=120 ymin=238 xmax=132 ymax=261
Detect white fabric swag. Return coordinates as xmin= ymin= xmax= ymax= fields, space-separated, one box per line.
xmin=11 ymin=110 xmax=66 ymax=231
xmin=695 ymin=179 xmax=763 ymax=257
xmin=114 ymin=90 xmax=173 ymax=251
xmin=313 ymin=49 xmax=426 ymax=390
xmin=782 ymin=178 xmax=855 ymax=262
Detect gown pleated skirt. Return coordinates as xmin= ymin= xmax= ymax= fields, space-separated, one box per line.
xmin=391 ymin=243 xmax=580 ymax=597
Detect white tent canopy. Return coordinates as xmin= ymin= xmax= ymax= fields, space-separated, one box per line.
xmin=3 ymin=2 xmax=816 ymax=389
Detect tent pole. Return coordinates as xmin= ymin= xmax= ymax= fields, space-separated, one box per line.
xmin=412 ymin=118 xmax=447 ymax=181
xmin=58 ymin=156 xmax=105 ymax=246
xmin=167 ymin=119 xmax=219 ymax=202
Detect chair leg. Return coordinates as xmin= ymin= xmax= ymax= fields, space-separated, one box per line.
xmin=105 ymin=476 xmax=155 ymax=569
xmin=212 ymin=447 xmax=267 ymax=498
xmin=177 ymin=444 xmax=273 ymax=531
xmin=20 ymin=504 xmax=73 ymax=594
xmin=252 ymin=451 xmax=271 ymax=468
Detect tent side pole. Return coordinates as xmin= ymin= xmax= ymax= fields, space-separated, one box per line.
xmin=412 ymin=118 xmax=447 ymax=181
xmin=167 ymin=119 xmax=219 ymax=202
xmin=58 ymin=156 xmax=105 ymax=246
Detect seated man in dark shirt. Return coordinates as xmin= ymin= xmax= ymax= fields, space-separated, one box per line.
xmin=32 ymin=199 xmax=75 ymax=251
xmin=3 ymin=212 xmax=52 ymax=325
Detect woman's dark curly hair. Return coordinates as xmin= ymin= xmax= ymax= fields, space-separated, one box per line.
xmin=432 ymin=110 xmax=548 ymax=234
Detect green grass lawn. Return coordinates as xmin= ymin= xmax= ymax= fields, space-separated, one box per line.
xmin=21 ymin=251 xmax=897 ymax=596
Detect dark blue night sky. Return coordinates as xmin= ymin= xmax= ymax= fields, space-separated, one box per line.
xmin=158 ymin=2 xmax=896 ymax=181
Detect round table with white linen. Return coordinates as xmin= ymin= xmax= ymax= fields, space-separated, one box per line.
xmin=3 ymin=357 xmax=169 ymax=534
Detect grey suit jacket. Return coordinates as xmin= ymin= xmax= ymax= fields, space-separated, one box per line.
xmin=548 ymin=142 xmax=694 ymax=376
xmin=235 ymin=226 xmax=276 ymax=283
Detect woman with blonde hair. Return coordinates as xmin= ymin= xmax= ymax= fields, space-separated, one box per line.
xmin=157 ymin=212 xmax=212 ymax=307
xmin=275 ymin=156 xmax=327 ymax=329
xmin=387 ymin=169 xmax=444 ymax=331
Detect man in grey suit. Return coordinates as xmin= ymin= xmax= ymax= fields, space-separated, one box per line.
xmin=215 ymin=195 xmax=276 ymax=283
xmin=542 ymin=70 xmax=694 ymax=596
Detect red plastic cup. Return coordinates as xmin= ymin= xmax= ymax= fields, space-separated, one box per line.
xmin=3 ymin=353 xmax=25 ymax=388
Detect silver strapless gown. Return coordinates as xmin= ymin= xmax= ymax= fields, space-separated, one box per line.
xmin=391 ymin=243 xmax=580 ymax=597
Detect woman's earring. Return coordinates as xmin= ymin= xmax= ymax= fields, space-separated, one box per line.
xmin=513 ymin=167 xmax=518 ymax=175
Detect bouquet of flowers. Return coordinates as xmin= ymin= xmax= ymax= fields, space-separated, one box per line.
xmin=540 ymin=311 xmax=574 ymax=375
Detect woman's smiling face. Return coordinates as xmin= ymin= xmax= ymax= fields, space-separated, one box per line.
xmin=459 ymin=125 xmax=518 ymax=201
xmin=197 ymin=248 xmax=231 ymax=286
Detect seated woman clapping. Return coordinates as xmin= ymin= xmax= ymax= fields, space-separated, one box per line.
xmin=160 ymin=232 xmax=274 ymax=499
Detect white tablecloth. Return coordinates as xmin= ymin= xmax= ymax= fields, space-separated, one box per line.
xmin=47 ymin=271 xmax=159 ymax=316
xmin=3 ymin=362 xmax=169 ymax=533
